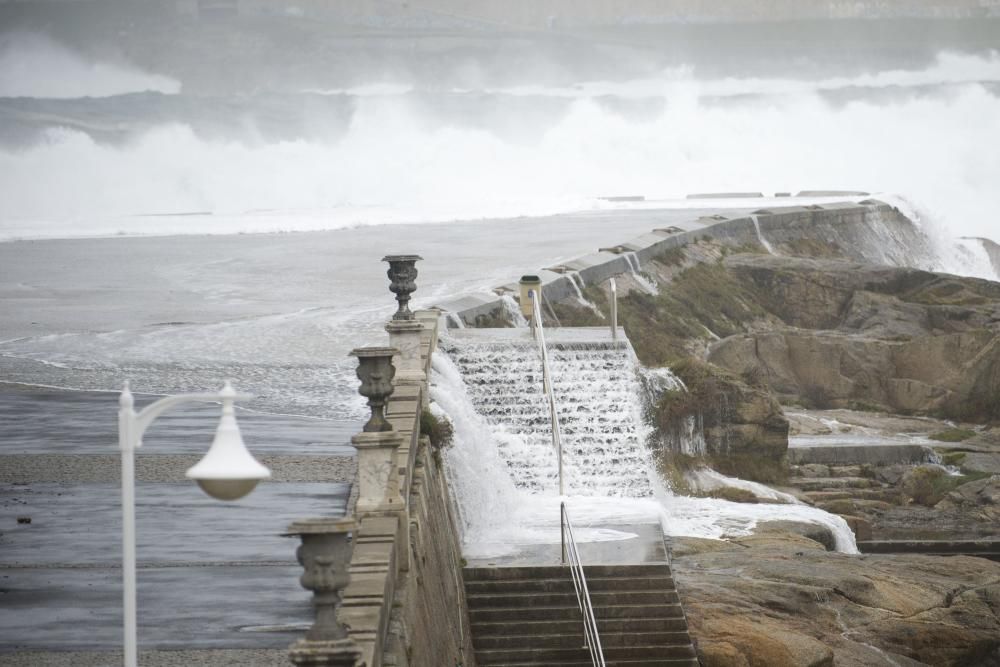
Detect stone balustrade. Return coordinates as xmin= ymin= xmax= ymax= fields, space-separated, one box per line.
xmin=286 ymin=255 xmax=473 ymax=667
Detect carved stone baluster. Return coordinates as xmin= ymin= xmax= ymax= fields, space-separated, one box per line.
xmin=350 ymin=347 xmax=404 ymax=513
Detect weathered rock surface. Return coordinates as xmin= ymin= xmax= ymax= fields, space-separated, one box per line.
xmin=655 ymin=360 xmax=789 ymax=480
xmin=707 ymin=255 xmax=1000 ymax=421
xmin=671 ymin=532 xmax=1000 ymax=667
xmin=936 ymin=475 xmax=1000 ymax=522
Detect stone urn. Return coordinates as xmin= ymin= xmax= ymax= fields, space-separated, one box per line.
xmin=350 ymin=347 xmax=398 ymax=433
xmin=285 ymin=517 xmax=363 ymax=666
xmin=382 ymin=255 xmax=422 ymax=321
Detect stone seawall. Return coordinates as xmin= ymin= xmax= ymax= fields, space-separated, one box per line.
xmin=435 ymin=200 xmax=928 ymax=327
xmin=388 ymin=434 xmax=474 ymax=666
xmin=339 ymin=310 xmax=476 ymax=667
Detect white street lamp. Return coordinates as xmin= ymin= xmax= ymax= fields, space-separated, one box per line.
xmin=118 ymin=380 xmax=271 ymax=667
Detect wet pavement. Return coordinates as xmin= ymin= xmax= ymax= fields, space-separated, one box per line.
xmin=0 ymin=387 xmax=350 ymax=652
xmin=465 ymin=523 xmax=668 ymax=568
xmin=0 ymin=386 xmax=355 ymax=456
xmin=1 ymin=566 xmax=309 ymax=651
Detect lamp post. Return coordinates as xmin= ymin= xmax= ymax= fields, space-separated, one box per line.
xmin=117 ymin=380 xmax=271 ymax=667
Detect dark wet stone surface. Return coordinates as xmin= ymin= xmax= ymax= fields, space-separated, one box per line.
xmin=0 ymin=565 xmax=310 ymax=651
xmin=0 ymin=386 xmax=354 ymax=456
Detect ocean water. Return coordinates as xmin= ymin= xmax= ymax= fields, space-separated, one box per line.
xmin=0 ymin=33 xmax=999 ymax=256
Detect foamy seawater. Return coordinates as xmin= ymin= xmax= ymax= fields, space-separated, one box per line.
xmin=0 ymin=36 xmax=999 ymax=250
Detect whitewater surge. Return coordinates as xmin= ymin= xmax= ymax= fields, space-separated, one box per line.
xmin=431 ymin=346 xmax=859 ymax=558
xmin=0 ymin=45 xmax=999 ymax=272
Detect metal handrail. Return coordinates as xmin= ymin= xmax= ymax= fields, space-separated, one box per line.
xmin=527 ymin=289 xmax=605 ymax=666
xmin=529 ymin=289 xmax=564 ymax=496
xmin=561 ymin=502 xmax=607 ymax=667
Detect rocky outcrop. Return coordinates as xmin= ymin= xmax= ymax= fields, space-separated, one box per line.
xmin=936 ymin=475 xmax=1000 ymax=522
xmin=671 ymin=532 xmax=1000 ymax=667
xmin=655 ymin=360 xmax=789 ymax=481
xmin=706 ymin=255 xmax=1000 ymax=421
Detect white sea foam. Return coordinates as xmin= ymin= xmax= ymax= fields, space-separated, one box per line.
xmin=687 ymin=467 xmax=802 ymax=505
xmin=467 ymin=51 xmax=1000 ymax=100
xmin=1 ymin=45 xmax=998 ymax=283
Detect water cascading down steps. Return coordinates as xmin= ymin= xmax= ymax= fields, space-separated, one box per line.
xmin=444 ymin=326 xmax=699 ymax=665
xmin=441 ymin=328 xmax=652 ymax=497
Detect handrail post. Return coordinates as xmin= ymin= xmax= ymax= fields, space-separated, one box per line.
xmin=610 ymin=278 xmax=618 ymax=342
xmin=560 ymin=502 xmax=566 ymax=565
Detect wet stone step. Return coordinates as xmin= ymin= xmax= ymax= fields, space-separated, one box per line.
xmin=469 ymin=604 xmax=687 ymax=623
xmin=467 ymin=590 xmax=680 ymax=609
xmin=480 ymin=659 xmax=700 ymax=667
xmin=473 ymin=630 xmax=694 ymax=650
xmin=465 ymin=575 xmax=677 ymax=594
xmin=464 ymin=564 xmax=672 ymax=580
xmin=804 ymin=489 xmax=901 ymax=502
xmin=474 ymin=644 xmax=698 ymax=663
xmin=470 ymin=617 xmax=692 ymax=636
xmin=789 ymin=476 xmax=883 ymax=491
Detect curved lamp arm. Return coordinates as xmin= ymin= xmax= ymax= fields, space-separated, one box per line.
xmin=119 ymin=380 xmax=251 ymax=451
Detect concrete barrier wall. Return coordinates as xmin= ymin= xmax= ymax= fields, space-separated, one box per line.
xmin=435 ymin=200 xmax=917 ymax=328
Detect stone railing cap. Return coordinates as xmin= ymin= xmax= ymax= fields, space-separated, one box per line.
xmin=381 ymin=255 xmax=423 ymax=262
xmin=283 ymin=516 xmax=356 ymax=536
xmin=349 ymin=346 xmax=400 ymax=358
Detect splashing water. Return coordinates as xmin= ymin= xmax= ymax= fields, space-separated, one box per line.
xmin=433 ymin=330 xmax=859 ymax=556
xmin=751 ymin=215 xmax=777 ymax=255
xmin=499 ymin=294 xmax=529 ymax=327
xmin=3 ymin=51 xmax=1000 ymax=266
xmin=563 ymin=271 xmax=603 ymax=314
xmin=688 ymin=467 xmax=802 ymax=504
xmin=623 ymin=252 xmax=659 ymax=295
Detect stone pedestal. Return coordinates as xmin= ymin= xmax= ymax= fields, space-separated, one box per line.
xmin=385 ymin=319 xmax=426 ymax=394
xmin=352 ymin=431 xmax=404 ymax=514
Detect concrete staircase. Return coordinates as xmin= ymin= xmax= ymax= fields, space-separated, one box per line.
xmin=464 ymin=563 xmax=699 ymax=666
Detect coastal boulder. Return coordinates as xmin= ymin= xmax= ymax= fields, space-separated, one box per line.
xmin=657 ymin=359 xmax=789 ymax=481
xmin=936 ymin=475 xmax=1000 ymax=522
